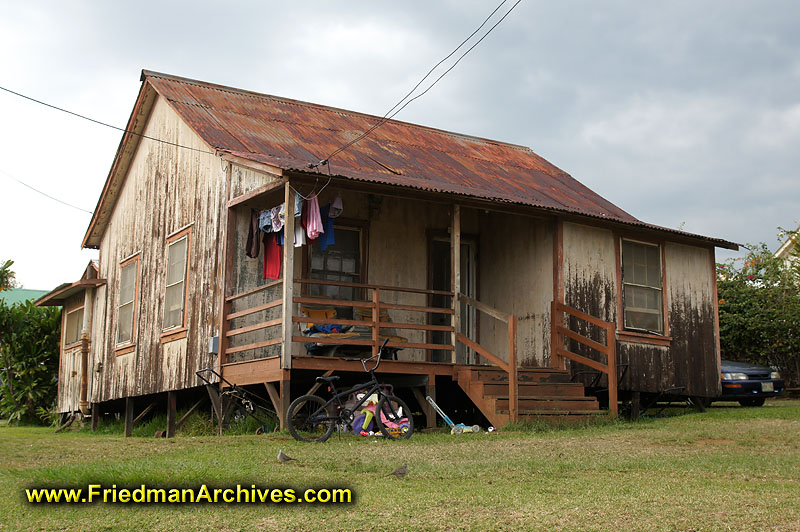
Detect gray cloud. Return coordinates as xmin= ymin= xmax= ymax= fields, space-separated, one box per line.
xmin=2 ymin=0 xmax=799 ymax=287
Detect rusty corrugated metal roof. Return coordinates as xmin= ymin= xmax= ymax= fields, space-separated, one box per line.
xmin=145 ymin=70 xmax=638 ymax=223
xmin=84 ymin=70 xmax=738 ymax=249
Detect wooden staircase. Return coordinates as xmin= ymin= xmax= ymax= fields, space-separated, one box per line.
xmin=455 ymin=366 xmax=604 ymax=427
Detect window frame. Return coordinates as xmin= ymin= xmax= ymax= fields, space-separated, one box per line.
xmin=62 ymin=304 xmax=85 ymax=349
xmin=615 ymin=236 xmax=671 ymax=345
xmin=302 ymin=217 xmax=369 ymax=298
xmin=115 ymin=253 xmax=140 ymax=354
xmin=161 ymin=226 xmax=192 ymax=339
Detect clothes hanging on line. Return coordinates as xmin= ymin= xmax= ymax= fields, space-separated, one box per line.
xmin=329 ymin=194 xmax=344 ymax=218
xmin=262 ymin=232 xmax=282 ymax=280
xmin=294 ymin=193 xmax=303 ymax=217
xmin=246 ymin=209 xmax=261 ymax=258
xmin=258 ymin=209 xmax=272 ymax=232
xmin=318 ymin=203 xmax=336 ymax=252
xmin=304 ymin=195 xmax=324 ymax=240
xmin=294 ymin=222 xmax=306 ymax=247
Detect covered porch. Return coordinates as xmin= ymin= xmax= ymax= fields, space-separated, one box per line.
xmin=213 ymin=166 xmax=614 ymax=428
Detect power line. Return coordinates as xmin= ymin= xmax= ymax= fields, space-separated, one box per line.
xmin=312 ymin=0 xmax=523 ymax=168
xmin=0 ymin=169 xmax=93 ymax=214
xmin=0 ymin=85 xmax=215 ymax=155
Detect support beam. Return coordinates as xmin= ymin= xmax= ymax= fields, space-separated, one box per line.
xmin=451 ymin=204 xmax=461 ymax=364
xmin=218 ymin=162 xmax=235 ymax=372
xmin=205 ymin=384 xmax=222 ymax=422
xmin=79 ymin=287 xmax=94 ymax=416
xmin=132 ymin=400 xmax=157 ymax=426
xmin=124 ymin=397 xmax=134 ymax=438
xmin=176 ymin=397 xmax=206 ymax=430
xmin=281 ymin=183 xmax=296 ymax=369
xmin=91 ymin=403 xmax=99 ymax=432
xmin=166 ymin=391 xmax=177 ymax=438
xmin=412 ymin=383 xmax=436 ymax=429
xmin=279 ymin=378 xmax=291 ymax=430
xmin=630 ymin=391 xmax=641 ymax=421
xmin=264 ymin=382 xmax=281 ymax=411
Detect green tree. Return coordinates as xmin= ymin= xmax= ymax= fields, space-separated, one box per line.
xmin=0 ymin=261 xmax=61 ymax=424
xmin=0 ymin=259 xmax=16 ymax=290
xmin=717 ymin=242 xmax=800 ymax=386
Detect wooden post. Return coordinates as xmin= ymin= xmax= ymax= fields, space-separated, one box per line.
xmin=426 ymin=375 xmax=436 ymax=429
xmin=281 ymin=183 xmax=296 ymax=370
xmin=372 ymin=288 xmax=380 ymax=357
xmin=451 ymin=204 xmax=461 ymax=364
xmin=91 ymin=403 xmax=99 ymax=432
xmin=279 ymin=377 xmax=290 ymax=431
xmin=550 ymin=301 xmax=565 ymax=370
xmin=630 ymin=391 xmax=641 ymax=421
xmin=79 ymin=287 xmax=94 ymax=416
xmin=124 ymin=397 xmax=134 ymax=437
xmin=606 ymin=321 xmax=618 ymax=417
xmin=166 ymin=391 xmax=177 ymax=437
xmin=508 ymin=315 xmax=518 ymax=423
xmin=217 ymin=162 xmax=235 ymax=374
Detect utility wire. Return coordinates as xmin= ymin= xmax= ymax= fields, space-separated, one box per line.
xmin=0 ymin=85 xmax=215 ymax=155
xmin=312 ymin=0 xmax=523 ymax=168
xmin=0 ymin=169 xmax=94 ymax=214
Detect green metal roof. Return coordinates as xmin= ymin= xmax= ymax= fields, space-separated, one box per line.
xmin=0 ymin=289 xmax=49 ymax=306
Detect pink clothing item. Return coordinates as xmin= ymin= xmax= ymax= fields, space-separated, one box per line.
xmin=305 ymin=196 xmax=324 ymax=240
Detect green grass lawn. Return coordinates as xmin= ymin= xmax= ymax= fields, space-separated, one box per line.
xmin=1 ymin=400 xmax=799 ymax=532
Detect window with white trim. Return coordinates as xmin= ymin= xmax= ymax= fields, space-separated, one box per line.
xmin=621 ymin=239 xmax=664 ymax=334
xmin=163 ymin=234 xmax=189 ymax=330
xmin=117 ymin=258 xmax=138 ymax=345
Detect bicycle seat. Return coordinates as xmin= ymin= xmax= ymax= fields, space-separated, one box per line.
xmin=315 ymin=375 xmax=340 ymax=384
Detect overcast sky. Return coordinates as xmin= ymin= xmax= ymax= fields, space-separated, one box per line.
xmin=2 ymin=1 xmax=799 ymax=290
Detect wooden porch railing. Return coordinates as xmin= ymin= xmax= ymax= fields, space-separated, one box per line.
xmin=292 ymin=279 xmax=456 ymax=357
xmin=456 ymin=293 xmax=518 ymax=423
xmin=550 ymin=301 xmax=618 ymax=417
xmin=221 ymin=279 xmax=284 ymax=363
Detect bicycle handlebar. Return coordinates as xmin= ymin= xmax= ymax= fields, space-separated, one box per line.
xmin=342 ymin=338 xmax=390 ymax=372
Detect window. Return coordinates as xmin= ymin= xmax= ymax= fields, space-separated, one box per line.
xmin=116 ymin=256 xmax=139 ymax=345
xmin=163 ymin=231 xmax=190 ymax=330
xmin=309 ymin=226 xmax=362 ymax=302
xmin=64 ymin=306 xmax=84 ymax=346
xmin=621 ymin=239 xmax=663 ymax=334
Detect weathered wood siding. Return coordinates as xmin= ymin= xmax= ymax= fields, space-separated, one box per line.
xmin=478 ymin=212 xmax=553 ymax=367
xmin=561 ymin=221 xmax=720 ymax=396
xmin=90 ymin=95 xmax=225 ymax=403
xmin=57 ymin=294 xmax=84 ymax=413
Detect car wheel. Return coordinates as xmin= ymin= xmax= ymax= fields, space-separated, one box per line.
xmin=738 ymin=397 xmax=766 ymax=407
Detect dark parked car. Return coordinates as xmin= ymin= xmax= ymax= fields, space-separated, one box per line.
xmin=713 ymin=359 xmax=786 ymax=406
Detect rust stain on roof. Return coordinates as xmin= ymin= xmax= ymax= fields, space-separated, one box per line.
xmin=83 ymin=70 xmax=738 ymax=249
xmin=145 ymin=71 xmax=637 ymax=222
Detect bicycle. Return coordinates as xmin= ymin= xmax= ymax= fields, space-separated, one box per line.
xmin=286 ymin=339 xmax=414 ymax=442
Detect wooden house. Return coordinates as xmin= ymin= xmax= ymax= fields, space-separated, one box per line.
xmin=37 ymin=71 xmax=738 ymax=433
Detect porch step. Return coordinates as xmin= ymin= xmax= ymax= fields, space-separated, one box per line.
xmin=470 ymin=367 xmax=572 ymax=384
xmin=494 ymin=396 xmax=599 ymax=411
xmin=498 ymin=409 xmax=608 ymax=416
xmin=481 ymin=382 xmax=586 ymax=397
xmin=455 ymin=366 xmax=605 ymax=429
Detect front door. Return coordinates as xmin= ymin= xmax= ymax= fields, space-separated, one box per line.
xmin=429 ymin=237 xmax=477 ymax=363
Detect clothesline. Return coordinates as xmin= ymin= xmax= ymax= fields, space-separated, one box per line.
xmin=245 ymin=192 xmax=344 ymax=281
xmin=290 ymin=175 xmax=332 ymax=201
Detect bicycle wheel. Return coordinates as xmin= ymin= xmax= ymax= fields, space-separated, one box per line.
xmin=375 ymin=394 xmax=414 ymax=440
xmin=287 ymin=394 xmax=335 ymax=442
